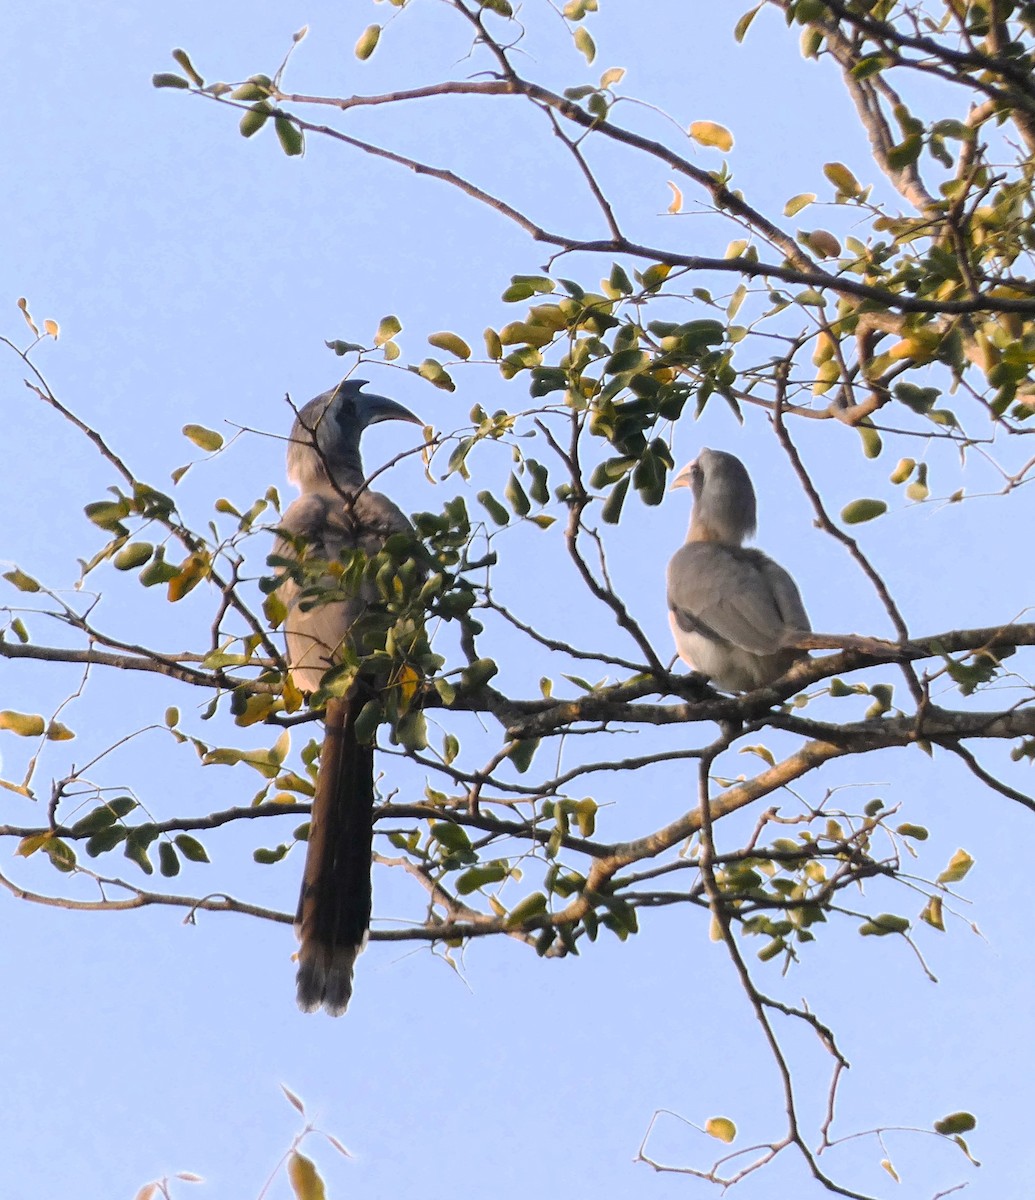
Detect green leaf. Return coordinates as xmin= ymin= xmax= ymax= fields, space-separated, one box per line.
xmin=182 ymin=423 xmax=224 ymax=452
xmin=840 ymin=498 xmax=887 ymax=525
xmin=859 ymin=912 xmax=910 ymax=936
xmin=823 ymin=161 xmax=861 ymax=196
xmin=152 ymin=73 xmax=190 ymax=90
xmin=174 ymin=834 xmax=210 ymax=863
xmin=113 ymin=542 xmax=154 ymax=571
xmin=887 ymin=133 xmax=923 ymax=168
xmin=374 ymin=314 xmax=402 ymax=346
xmin=254 ymin=844 xmax=290 ymax=865
xmin=460 ymin=658 xmax=499 ymax=690
xmin=476 ymin=490 xmax=510 ymax=526
xmin=159 ymin=841 xmax=180 ymax=877
xmin=230 ymin=81 xmax=270 ymax=102
xmin=508 ymin=737 xmax=539 ymax=773
xmin=504 ymin=891 xmax=548 ymax=928
xmin=275 ymin=115 xmax=304 ymax=157
xmin=3 ymin=569 xmax=41 ymax=593
xmin=354 ymin=24 xmax=381 ymax=60
xmin=417 ymin=358 xmax=456 ymax=391
xmin=504 ymin=472 xmax=531 ymax=516
xmin=326 ymin=339 xmax=365 ymax=356
xmin=456 ymin=863 xmax=509 ymax=895
xmin=857 ymin=422 xmax=882 ymax=459
xmin=239 ymin=103 xmax=270 ymax=138
xmin=896 ymin=823 xmax=929 ymax=841
xmin=430 ymin=821 xmax=473 ymax=856
xmin=934 ymin=1112 xmax=977 ymax=1136
xmin=171 ymin=48 xmax=204 ymax=86
xmin=574 ymin=26 xmax=596 ymax=63
xmin=600 ymin=475 xmax=630 ymax=525
xmin=394 ymin=710 xmax=427 ymax=752
xmin=86 ymin=826 xmax=129 ymax=857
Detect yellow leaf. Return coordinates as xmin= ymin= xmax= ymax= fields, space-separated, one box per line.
xmin=936 ymin=848 xmax=974 ymax=885
xmin=167 ymin=554 xmax=209 ymax=602
xmin=17 ymin=832 xmax=53 ymax=857
xmin=17 ymin=297 xmax=39 ymax=337
xmin=427 ymin=331 xmax=472 ymax=360
xmin=574 ymin=26 xmax=596 ymax=63
xmin=374 ymin=314 xmax=402 ymax=346
xmin=183 ymin=424 xmax=224 ymax=452
xmin=705 ymin=1116 xmax=737 ymax=1144
xmin=393 ymin=663 xmax=422 ymax=710
xmin=689 ymin=120 xmax=733 ymax=152
xmin=282 ymin=674 xmax=304 ymax=713
xmin=666 ymin=181 xmax=683 ymax=214
xmin=784 ymin=192 xmax=816 ymax=217
xmin=824 ymin=161 xmax=862 ymax=196
xmin=0 ymin=710 xmax=46 ymax=737
xmin=43 ymin=318 xmax=60 ymax=339
xmin=287 ymin=1151 xmax=326 ymax=1200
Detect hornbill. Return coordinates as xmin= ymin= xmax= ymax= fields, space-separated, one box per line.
xmin=273 ymin=380 xmax=423 ymax=1015
xmin=666 ymin=448 xmax=810 ymax=692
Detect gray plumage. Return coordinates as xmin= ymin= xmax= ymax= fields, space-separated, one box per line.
xmin=666 ymin=448 xmax=810 ymax=693
xmin=272 ymin=380 xmax=423 ymax=1015
xmin=276 ymin=383 xmax=422 ymax=692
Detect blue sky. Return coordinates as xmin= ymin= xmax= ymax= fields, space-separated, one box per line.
xmin=2 ymin=2 xmax=1033 ymax=1198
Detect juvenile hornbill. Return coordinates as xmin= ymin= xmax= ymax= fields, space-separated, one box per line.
xmin=666 ymin=448 xmax=810 ymax=692
xmin=273 ymin=380 xmax=423 ymax=1014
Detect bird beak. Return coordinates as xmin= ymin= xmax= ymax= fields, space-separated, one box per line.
xmin=349 ymin=384 xmax=424 ymax=429
xmin=670 ymin=459 xmax=698 ymax=492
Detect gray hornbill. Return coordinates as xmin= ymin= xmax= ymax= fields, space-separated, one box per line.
xmin=666 ymin=448 xmax=810 ymax=692
xmin=273 ymin=380 xmax=423 ymax=1015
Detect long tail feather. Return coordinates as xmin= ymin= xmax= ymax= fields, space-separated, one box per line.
xmin=295 ymin=694 xmax=374 ymax=1016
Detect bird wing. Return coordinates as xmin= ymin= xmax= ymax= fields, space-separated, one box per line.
xmin=667 ymin=542 xmax=809 ymax=655
xmin=275 ymin=486 xmax=419 ymax=1015
xmin=275 ymin=489 xmax=414 ymax=692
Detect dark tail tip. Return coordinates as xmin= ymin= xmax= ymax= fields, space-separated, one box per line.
xmin=296 ymin=943 xmax=360 ymax=1017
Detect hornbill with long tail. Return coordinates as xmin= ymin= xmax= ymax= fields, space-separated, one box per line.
xmin=272 ymin=380 xmax=423 ymax=1015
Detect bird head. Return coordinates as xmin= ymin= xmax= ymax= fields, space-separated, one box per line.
xmin=671 ymin=448 xmax=757 ymax=545
xmin=286 ymin=380 xmax=424 ymax=491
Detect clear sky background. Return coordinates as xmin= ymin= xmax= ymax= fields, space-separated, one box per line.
xmin=2 ymin=2 xmax=1033 ymax=1198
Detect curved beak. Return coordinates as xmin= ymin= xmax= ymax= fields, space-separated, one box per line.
xmin=669 ymin=455 xmax=702 ymax=492
xmin=348 ymin=382 xmax=423 ymax=429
